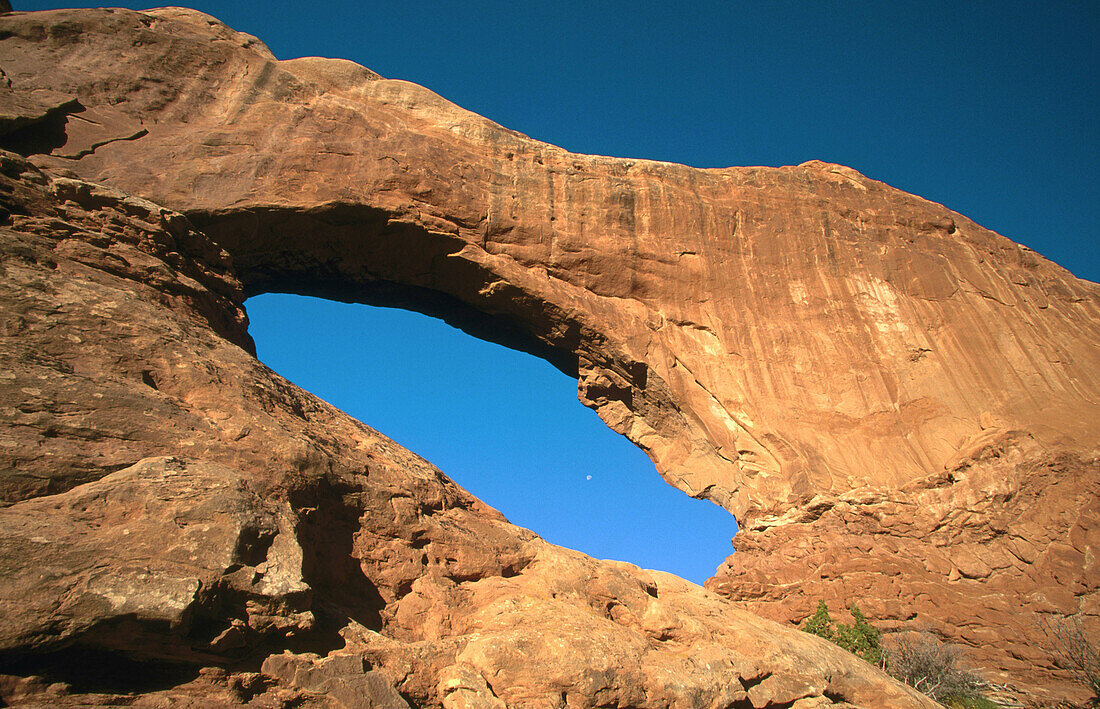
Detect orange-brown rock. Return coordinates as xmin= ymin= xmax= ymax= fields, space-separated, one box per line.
xmin=709 ymin=434 xmax=1100 ymax=702
xmin=0 ymin=5 xmax=1097 ymax=705
xmin=0 ymin=149 xmax=932 ymax=707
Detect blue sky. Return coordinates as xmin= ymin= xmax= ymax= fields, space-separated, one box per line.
xmin=244 ymin=295 xmax=733 ymax=583
xmin=19 ymin=1 xmax=1098 ymax=583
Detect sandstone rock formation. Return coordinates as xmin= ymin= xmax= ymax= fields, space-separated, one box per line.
xmin=0 ymin=5 xmax=1097 ymax=705
xmin=0 ymin=148 xmax=933 ymax=707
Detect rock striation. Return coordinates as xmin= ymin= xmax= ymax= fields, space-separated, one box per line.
xmin=0 ymin=5 xmax=1097 ymax=705
xmin=0 ymin=147 xmax=933 ymax=707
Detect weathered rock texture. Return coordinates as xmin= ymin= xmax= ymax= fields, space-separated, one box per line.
xmin=0 ymin=149 xmax=933 ymax=707
xmin=0 ymin=5 xmax=1097 ymax=705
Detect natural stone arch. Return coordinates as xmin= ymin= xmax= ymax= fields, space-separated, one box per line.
xmin=192 ymin=203 xmax=742 ymax=516
xmin=4 ymin=7 xmax=1099 ymax=525
xmin=5 ymin=8 xmax=1100 ymax=698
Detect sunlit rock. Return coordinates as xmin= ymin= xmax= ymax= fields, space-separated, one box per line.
xmin=0 ymin=6 xmax=1097 ymax=704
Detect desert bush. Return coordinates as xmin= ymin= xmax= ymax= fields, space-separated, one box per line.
xmin=1037 ymin=615 xmax=1100 ymax=705
xmin=886 ymin=631 xmax=986 ymax=704
xmin=834 ymin=604 xmax=886 ymax=667
xmin=942 ymin=696 xmax=998 ymax=709
xmin=799 ymin=601 xmax=886 ymax=666
xmin=801 ymin=600 xmax=835 ymax=641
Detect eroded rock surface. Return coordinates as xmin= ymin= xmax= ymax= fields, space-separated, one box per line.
xmin=709 ymin=433 xmax=1100 ymax=700
xmin=0 ymin=150 xmax=932 ymax=705
xmin=0 ymin=6 xmax=1097 ymax=704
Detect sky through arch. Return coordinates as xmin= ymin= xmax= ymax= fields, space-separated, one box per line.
xmin=246 ymin=293 xmax=737 ymax=585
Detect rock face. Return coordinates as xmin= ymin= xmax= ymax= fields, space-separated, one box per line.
xmin=0 ymin=5 xmax=1096 ymax=705
xmin=0 ymin=149 xmax=932 ymax=708
xmin=709 ymin=435 xmax=1100 ymax=700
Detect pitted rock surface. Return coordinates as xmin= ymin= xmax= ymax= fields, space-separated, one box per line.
xmin=0 ymin=6 xmax=1097 ymax=704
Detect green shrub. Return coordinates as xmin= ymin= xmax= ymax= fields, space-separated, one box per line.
xmin=799 ymin=601 xmax=885 ymax=666
xmin=800 ymin=603 xmax=996 ymax=707
xmin=800 ymin=600 xmax=835 ymax=641
xmin=835 ymin=604 xmax=886 ymax=667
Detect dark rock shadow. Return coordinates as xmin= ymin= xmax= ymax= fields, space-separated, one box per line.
xmin=0 ymin=100 xmax=82 ymax=157
xmin=287 ymin=474 xmax=386 ymax=656
xmin=0 ymin=646 xmax=201 ymax=695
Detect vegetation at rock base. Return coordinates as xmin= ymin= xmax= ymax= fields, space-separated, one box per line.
xmin=799 ymin=600 xmax=885 ymax=666
xmin=800 ymin=603 xmax=995 ymax=707
xmin=886 ymin=631 xmax=987 ymax=706
xmin=941 ymin=697 xmax=998 ymax=709
xmin=800 ymin=600 xmax=834 ymax=640
xmin=1037 ymin=615 xmax=1100 ymax=706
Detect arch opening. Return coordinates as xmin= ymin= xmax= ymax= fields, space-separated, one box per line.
xmin=192 ymin=204 xmax=747 ymax=515
xmin=245 ymin=293 xmax=736 ymax=584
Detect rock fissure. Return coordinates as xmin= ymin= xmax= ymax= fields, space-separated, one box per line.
xmin=53 ymin=126 xmax=149 ymax=160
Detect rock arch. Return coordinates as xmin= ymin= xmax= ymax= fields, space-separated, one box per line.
xmin=9 ymin=7 xmax=1100 ymax=524
xmin=192 ymin=201 xmax=743 ymax=516
xmin=3 ymin=6 xmax=1099 ymax=700
xmin=5 ymin=7 xmax=1100 ymax=515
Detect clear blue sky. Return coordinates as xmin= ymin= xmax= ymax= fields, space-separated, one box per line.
xmin=19 ymin=1 xmax=1099 ymax=583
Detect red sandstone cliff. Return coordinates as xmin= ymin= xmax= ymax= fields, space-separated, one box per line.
xmin=0 ymin=6 xmax=1096 ymax=706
